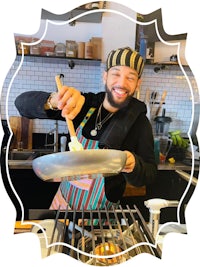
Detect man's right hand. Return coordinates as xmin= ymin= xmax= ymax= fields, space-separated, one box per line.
xmin=50 ymin=86 xmax=85 ymax=120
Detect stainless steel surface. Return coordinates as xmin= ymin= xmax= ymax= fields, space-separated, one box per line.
xmin=9 ymin=151 xmax=36 ymax=160
xmin=29 ymin=205 xmax=162 ymax=263
xmin=175 ymin=169 xmax=198 ymax=186
xmin=9 ymin=149 xmax=53 ymax=160
xmin=32 ymin=149 xmax=127 ymax=181
xmin=157 ymin=162 xmax=197 ymax=171
xmin=44 ymin=120 xmax=59 ymax=152
xmin=8 ymin=151 xmax=197 ymax=172
xmin=8 ymin=156 xmax=196 ymax=171
xmin=8 ymin=149 xmax=54 ymax=169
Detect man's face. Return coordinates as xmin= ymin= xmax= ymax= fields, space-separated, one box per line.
xmin=103 ymin=65 xmax=141 ymax=109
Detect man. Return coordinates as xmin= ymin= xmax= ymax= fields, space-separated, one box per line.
xmin=15 ymin=47 xmax=157 ymax=210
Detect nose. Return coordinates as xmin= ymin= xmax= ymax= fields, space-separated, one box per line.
xmin=117 ymin=75 xmax=127 ymax=87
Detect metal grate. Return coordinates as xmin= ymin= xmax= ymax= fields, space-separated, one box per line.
xmin=29 ymin=205 xmax=162 ymax=264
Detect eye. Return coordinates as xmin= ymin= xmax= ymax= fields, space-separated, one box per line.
xmin=112 ymin=73 xmax=120 ymax=77
xmin=127 ymin=76 xmax=135 ymax=81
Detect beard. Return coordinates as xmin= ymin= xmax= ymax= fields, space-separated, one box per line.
xmin=105 ymin=84 xmax=133 ymax=109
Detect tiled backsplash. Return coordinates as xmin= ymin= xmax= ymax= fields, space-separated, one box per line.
xmin=2 ymin=55 xmax=199 ymax=137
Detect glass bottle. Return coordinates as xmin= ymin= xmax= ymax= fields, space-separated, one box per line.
xmin=139 ymin=35 xmax=148 ymax=62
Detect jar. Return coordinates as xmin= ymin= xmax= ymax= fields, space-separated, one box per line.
xmin=91 ymin=2 xmax=100 ymax=9
xmin=66 ymin=40 xmax=77 ymax=58
xmin=77 ymin=42 xmax=85 ymax=58
xmin=55 ymin=43 xmax=66 ymax=57
xmin=85 ymin=41 xmax=93 ymax=59
xmin=17 ymin=40 xmax=30 ymax=55
xmin=30 ymin=40 xmax=41 ymax=55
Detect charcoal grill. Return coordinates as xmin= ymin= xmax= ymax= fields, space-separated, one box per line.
xmin=29 ymin=205 xmax=162 ymax=265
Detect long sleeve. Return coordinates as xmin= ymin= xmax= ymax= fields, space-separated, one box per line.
xmin=14 ymin=91 xmax=64 ymax=120
xmin=105 ymin=112 xmax=157 ymax=202
xmin=119 ymin=113 xmax=157 ymax=187
xmin=15 ymin=91 xmax=105 ymax=119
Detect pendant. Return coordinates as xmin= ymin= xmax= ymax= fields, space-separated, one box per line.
xmin=90 ymin=129 xmax=97 ymax=136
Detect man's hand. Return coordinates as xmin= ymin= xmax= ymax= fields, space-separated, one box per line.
xmin=122 ymin=150 xmax=135 ymax=173
xmin=50 ymin=86 xmax=85 ymax=120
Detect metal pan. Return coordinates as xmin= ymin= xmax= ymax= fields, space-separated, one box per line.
xmin=32 ymin=149 xmax=127 ymax=182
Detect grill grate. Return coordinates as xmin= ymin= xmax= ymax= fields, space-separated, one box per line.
xmin=29 ymin=205 xmax=162 ymax=264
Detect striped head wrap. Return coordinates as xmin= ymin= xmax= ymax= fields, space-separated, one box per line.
xmin=106 ymin=47 xmax=144 ymax=78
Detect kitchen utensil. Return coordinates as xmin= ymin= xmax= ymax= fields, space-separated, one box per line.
xmin=162 ymin=108 xmax=165 ymax=117
xmin=136 ymin=84 xmax=140 ymax=100
xmin=150 ymin=90 xmax=157 ymax=117
xmin=144 ymin=88 xmax=150 ymax=120
xmin=32 ymin=149 xmax=127 ymax=181
xmin=55 ymin=75 xmax=83 ymax=151
xmin=155 ymin=90 xmax=167 ymax=116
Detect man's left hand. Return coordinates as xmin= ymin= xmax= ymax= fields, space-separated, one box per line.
xmin=122 ymin=150 xmax=135 ymax=173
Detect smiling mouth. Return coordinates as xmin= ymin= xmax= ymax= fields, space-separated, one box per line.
xmin=113 ymin=87 xmax=128 ymax=98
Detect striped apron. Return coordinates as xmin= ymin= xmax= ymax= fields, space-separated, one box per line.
xmin=50 ymin=107 xmax=115 ymax=210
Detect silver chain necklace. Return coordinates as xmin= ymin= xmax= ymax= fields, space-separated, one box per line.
xmin=90 ymin=103 xmax=114 ymax=137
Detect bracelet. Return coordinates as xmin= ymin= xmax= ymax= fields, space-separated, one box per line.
xmin=45 ymin=92 xmax=58 ymax=110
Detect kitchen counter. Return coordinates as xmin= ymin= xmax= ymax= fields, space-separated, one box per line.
xmin=8 ymin=158 xmax=198 ymax=171
xmin=157 ymin=161 xmax=198 ymax=171
xmin=8 ymin=160 xmax=33 ymax=169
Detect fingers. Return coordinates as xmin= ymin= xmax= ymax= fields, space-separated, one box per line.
xmin=57 ymin=86 xmax=85 ymax=119
xmin=57 ymin=86 xmax=78 ymax=109
xmin=62 ymin=95 xmax=85 ymax=120
xmin=122 ymin=150 xmax=135 ymax=173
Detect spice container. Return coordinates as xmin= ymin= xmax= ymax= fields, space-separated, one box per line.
xmin=17 ymin=40 xmax=30 ymax=55
xmin=66 ymin=40 xmax=77 ymax=58
xmin=91 ymin=37 xmax=102 ymax=59
xmin=91 ymin=2 xmax=100 ymax=9
xmin=30 ymin=39 xmax=41 ymax=55
xmin=40 ymin=40 xmax=55 ymax=56
xmin=77 ymin=42 xmax=85 ymax=58
xmin=30 ymin=45 xmax=40 ymax=55
xmin=85 ymin=41 xmax=93 ymax=59
xmin=55 ymin=43 xmax=66 ymax=57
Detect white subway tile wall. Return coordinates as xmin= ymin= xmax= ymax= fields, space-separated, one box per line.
xmin=2 ymin=56 xmax=198 ymax=137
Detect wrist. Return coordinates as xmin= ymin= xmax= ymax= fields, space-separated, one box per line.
xmin=44 ymin=92 xmax=58 ymax=110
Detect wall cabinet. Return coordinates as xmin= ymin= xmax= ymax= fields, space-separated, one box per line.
xmin=136 ymin=9 xmax=187 ymax=44
xmin=41 ymin=9 xmax=103 ymax=24
xmin=136 ymin=9 xmax=187 ymax=65
xmin=41 ymin=2 xmax=106 ymax=23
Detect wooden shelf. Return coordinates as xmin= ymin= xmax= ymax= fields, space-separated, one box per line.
xmin=17 ymin=53 xmax=101 ymax=63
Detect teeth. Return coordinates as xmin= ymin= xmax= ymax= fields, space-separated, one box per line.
xmin=114 ymin=88 xmax=127 ymax=95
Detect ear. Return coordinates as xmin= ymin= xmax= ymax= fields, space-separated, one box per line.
xmin=103 ymin=71 xmax=108 ymax=85
xmin=136 ymin=78 xmax=142 ymax=89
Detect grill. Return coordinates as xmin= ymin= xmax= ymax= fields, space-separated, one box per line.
xmin=29 ymin=205 xmax=162 ymax=265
